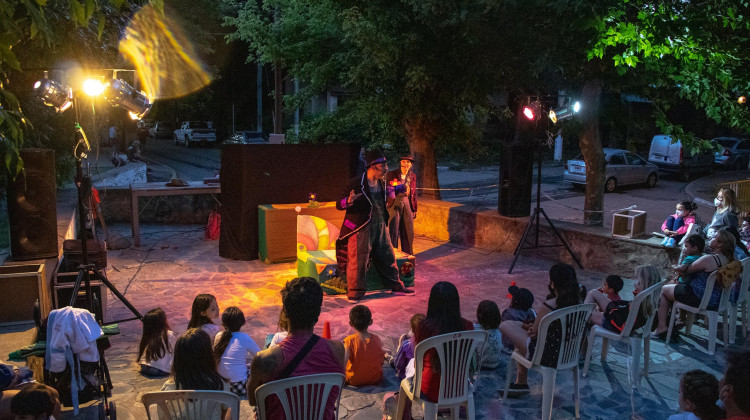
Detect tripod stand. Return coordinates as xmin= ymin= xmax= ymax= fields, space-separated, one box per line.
xmin=507 ymin=139 xmax=583 ymax=274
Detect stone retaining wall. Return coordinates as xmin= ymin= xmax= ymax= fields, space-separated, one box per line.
xmin=99 ymin=187 xmax=220 ymax=225
xmin=414 ymin=199 xmax=679 ymax=275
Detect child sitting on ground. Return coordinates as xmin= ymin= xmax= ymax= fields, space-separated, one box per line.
xmin=391 ymin=313 xmax=424 ymax=380
xmin=214 ymin=306 xmax=261 ymax=397
xmin=675 ymin=234 xmax=705 ymax=284
xmin=662 ymin=201 xmax=698 ymax=247
xmin=137 ymin=308 xmax=176 ymax=377
xmin=585 ymin=274 xmax=624 ymax=313
xmin=188 ymin=294 xmax=222 ymax=342
xmin=668 ymin=370 xmax=724 ymax=420
xmin=501 ymin=286 xmax=536 ymax=351
xmin=343 ymin=305 xmax=386 ymax=386
xmin=264 ymin=310 xmax=289 ymax=349
xmin=473 ymin=300 xmax=503 ymax=369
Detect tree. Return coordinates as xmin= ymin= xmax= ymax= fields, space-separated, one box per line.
xmin=0 ymin=0 xmax=150 ymax=179
xmin=226 ymin=0 xmax=512 ymax=199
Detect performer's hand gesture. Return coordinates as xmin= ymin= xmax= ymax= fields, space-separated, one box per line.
xmin=347 ymin=190 xmax=356 ymax=205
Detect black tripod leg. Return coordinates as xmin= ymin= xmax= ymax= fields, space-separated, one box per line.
xmin=90 ymin=268 xmax=143 ymax=321
xmin=69 ymin=270 xmax=85 ymax=307
xmin=508 ymin=209 xmax=540 ymax=274
xmin=539 ymin=208 xmax=583 ymax=269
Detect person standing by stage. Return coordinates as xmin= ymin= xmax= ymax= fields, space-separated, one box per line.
xmin=336 ymin=149 xmax=415 ymax=302
xmin=386 ymin=155 xmax=417 ymax=255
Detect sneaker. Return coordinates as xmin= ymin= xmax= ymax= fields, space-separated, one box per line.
xmin=391 ymin=283 xmax=415 ymax=294
xmin=498 ymin=382 xmax=530 ymax=397
xmin=347 ymin=295 xmax=364 ymax=304
xmin=665 ymin=238 xmax=676 ymax=248
xmin=661 ymin=237 xmax=669 ymax=246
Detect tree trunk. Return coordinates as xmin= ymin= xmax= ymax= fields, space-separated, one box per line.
xmin=405 ymin=117 xmax=441 ymax=200
xmin=580 ymin=79 xmax=604 ymax=226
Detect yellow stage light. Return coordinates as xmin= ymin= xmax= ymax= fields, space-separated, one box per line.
xmin=83 ymin=79 xmax=105 ymax=97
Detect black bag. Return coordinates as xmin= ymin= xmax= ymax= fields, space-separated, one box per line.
xmin=45 ymin=360 xmax=102 ymax=406
xmin=602 ymin=300 xmax=631 ymax=333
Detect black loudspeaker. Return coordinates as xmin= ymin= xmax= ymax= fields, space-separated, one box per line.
xmin=498 ymin=143 xmax=533 ymax=217
xmin=7 ymin=149 xmax=58 ymax=260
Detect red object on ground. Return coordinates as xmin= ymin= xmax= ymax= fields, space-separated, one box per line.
xmin=322 ymin=321 xmax=331 ymax=339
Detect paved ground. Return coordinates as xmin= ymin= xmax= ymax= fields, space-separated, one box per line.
xmin=3 ymin=152 xmax=750 ymax=419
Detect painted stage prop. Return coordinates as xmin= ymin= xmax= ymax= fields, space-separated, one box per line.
xmin=296 ymin=215 xmax=415 ymax=294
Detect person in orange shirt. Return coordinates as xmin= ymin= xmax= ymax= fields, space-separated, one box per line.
xmin=343 ymin=305 xmax=386 ymax=386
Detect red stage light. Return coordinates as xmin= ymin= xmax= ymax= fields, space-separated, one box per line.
xmin=523 ymin=106 xmax=535 ymax=120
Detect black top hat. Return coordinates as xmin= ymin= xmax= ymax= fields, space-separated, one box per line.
xmin=365 ymin=149 xmax=387 ymax=167
xmin=399 ymin=155 xmax=414 ymax=163
xmin=508 ymin=285 xmax=534 ymax=310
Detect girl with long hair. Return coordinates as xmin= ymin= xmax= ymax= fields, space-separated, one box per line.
xmin=137 ymin=308 xmax=176 ymax=376
xmin=213 ymin=307 xmax=261 ymax=396
xmin=162 ymin=328 xmax=226 ymax=391
xmin=188 ymin=294 xmax=222 ymax=342
xmin=499 ymin=262 xmax=582 ymax=395
xmin=706 ymin=188 xmax=740 ymax=240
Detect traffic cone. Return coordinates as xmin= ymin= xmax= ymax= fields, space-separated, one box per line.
xmin=322 ymin=321 xmax=331 ymax=339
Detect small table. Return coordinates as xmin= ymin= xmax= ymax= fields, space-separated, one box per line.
xmin=130 ymin=182 xmax=221 ymax=246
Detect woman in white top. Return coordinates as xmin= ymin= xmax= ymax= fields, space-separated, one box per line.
xmin=137 ymin=308 xmax=176 ymax=376
xmin=213 ymin=306 xmax=261 ymax=396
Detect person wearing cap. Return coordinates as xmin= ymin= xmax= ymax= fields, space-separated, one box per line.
xmin=386 ymin=155 xmax=417 ymax=255
xmin=336 ymin=149 xmax=415 ymax=301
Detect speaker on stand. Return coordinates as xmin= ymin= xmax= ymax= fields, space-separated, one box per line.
xmin=6 ymin=148 xmax=58 ymax=260
xmin=498 ymin=143 xmax=533 ymax=217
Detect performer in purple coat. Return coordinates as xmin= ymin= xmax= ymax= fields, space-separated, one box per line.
xmin=386 ymin=155 xmax=417 ymax=255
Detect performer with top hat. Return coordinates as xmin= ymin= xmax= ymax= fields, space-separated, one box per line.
xmin=386 ymin=155 xmax=417 ymax=255
xmin=336 ymin=149 xmax=415 ymax=302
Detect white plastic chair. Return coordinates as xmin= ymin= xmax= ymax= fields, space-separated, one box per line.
xmin=729 ymin=257 xmax=750 ymax=343
xmin=254 ymin=373 xmax=345 ymax=420
xmin=502 ymin=303 xmax=594 ymax=420
xmin=141 ymin=390 xmax=240 ymax=420
xmin=395 ymin=330 xmax=488 ymax=420
xmin=583 ymin=280 xmax=666 ymax=388
xmin=666 ymin=271 xmax=731 ymax=355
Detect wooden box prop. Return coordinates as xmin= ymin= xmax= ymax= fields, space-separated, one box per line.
xmin=295 ymin=215 xmax=415 ymax=295
xmin=0 ymin=264 xmax=50 ymax=326
xmin=612 ymin=210 xmax=647 ymax=239
xmin=60 ymin=239 xmax=107 ymax=272
xmin=53 ymin=271 xmax=107 ymax=322
xmin=258 ymin=203 xmax=345 ymax=263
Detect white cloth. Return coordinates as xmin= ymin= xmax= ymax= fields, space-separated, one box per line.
xmin=141 ymin=330 xmax=176 ymax=373
xmin=201 ymin=323 xmax=223 ymax=343
xmin=269 ymin=331 xmax=288 ymax=348
xmin=46 ymin=307 xmax=102 ymax=372
xmin=214 ymin=331 xmax=261 ymax=383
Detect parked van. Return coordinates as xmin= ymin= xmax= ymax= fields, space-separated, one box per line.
xmin=647 ymin=134 xmax=713 ymax=181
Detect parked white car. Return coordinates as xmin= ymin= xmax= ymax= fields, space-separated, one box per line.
xmin=173 ymin=121 xmax=216 ymax=147
xmin=563 ymin=148 xmax=659 ymax=192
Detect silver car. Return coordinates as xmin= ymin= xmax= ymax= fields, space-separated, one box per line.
xmin=712 ymin=137 xmax=750 ymax=170
xmin=563 ymin=148 xmax=659 ymax=192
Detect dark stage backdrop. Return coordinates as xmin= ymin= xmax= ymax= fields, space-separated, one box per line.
xmin=220 ymin=143 xmax=360 ymax=260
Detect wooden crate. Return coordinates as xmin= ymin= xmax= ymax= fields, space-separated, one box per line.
xmin=0 ymin=263 xmax=50 ymax=326
xmin=612 ymin=210 xmax=647 ymax=239
xmin=53 ymin=271 xmax=107 ymax=322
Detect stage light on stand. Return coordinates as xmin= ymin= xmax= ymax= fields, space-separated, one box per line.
xmin=103 ymin=79 xmax=152 ymax=120
xmin=549 ymin=101 xmax=581 ymax=124
xmin=82 ymin=79 xmax=105 ymax=97
xmin=33 ymin=78 xmax=72 ymax=112
xmin=522 ymin=101 xmax=542 ymax=121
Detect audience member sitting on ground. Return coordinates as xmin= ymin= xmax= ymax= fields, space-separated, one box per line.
xmin=719 ymin=350 xmax=750 ymax=420
xmin=161 ymin=328 xmax=228 ymax=392
xmin=499 ymin=262 xmax=582 ymax=395
xmin=8 ymin=383 xmax=61 ymax=420
xmin=668 ymin=369 xmax=724 ymax=420
xmin=343 ymin=305 xmax=386 ymax=386
xmin=662 ymin=201 xmax=698 ymax=247
xmin=398 ymin=281 xmax=474 ymax=420
xmin=653 ymin=230 xmax=736 ymax=338
xmin=473 ymin=300 xmax=503 ymax=369
xmin=137 ymin=307 xmax=176 ymax=377
xmin=590 ymin=265 xmax=661 ymax=332
xmin=705 ymin=188 xmax=739 ymax=242
xmin=214 ymin=306 xmax=261 ymax=397
xmin=188 ymin=294 xmax=222 ymax=342
xmin=247 ymin=277 xmax=345 ymax=419
xmin=677 ymin=235 xmax=706 ymax=284
xmin=584 ymin=274 xmax=624 ymax=313
xmin=391 ymin=313 xmax=425 ymax=381
xmin=265 ymin=310 xmax=289 ymax=349
xmin=501 ymin=286 xmax=536 ymax=352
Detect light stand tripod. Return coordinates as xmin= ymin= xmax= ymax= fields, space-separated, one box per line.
xmin=507 ymin=138 xmax=583 ymax=274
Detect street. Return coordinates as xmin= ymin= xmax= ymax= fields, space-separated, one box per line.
xmin=137 ymin=138 xmax=718 ymax=238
